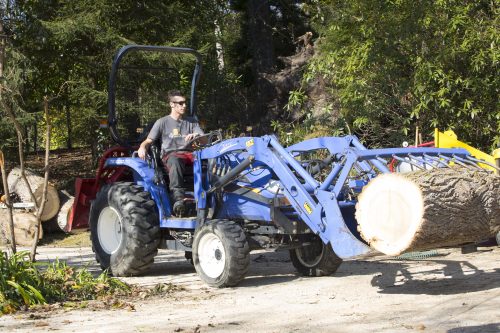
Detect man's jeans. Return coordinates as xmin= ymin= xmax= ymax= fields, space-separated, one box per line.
xmin=161 ymin=152 xmax=194 ymax=202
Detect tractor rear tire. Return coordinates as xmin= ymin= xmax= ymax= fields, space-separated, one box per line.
xmin=193 ymin=220 xmax=250 ymax=287
xmin=290 ymin=239 xmax=343 ymax=277
xmin=89 ymin=182 xmax=160 ymax=276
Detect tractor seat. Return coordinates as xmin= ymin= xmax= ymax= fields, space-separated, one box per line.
xmin=149 ymin=143 xmax=195 ymax=190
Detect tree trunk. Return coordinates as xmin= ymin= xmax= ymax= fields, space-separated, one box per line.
xmin=355 ymin=167 xmax=500 ymax=255
xmin=0 ymin=150 xmax=16 ymax=252
xmin=247 ymin=0 xmax=276 ymax=123
xmin=65 ymin=104 xmax=72 ymax=149
xmin=7 ymin=167 xmax=59 ymax=221
xmin=0 ymin=17 xmax=16 ymax=253
xmin=30 ymin=95 xmax=51 ymax=260
xmin=214 ymin=19 xmax=225 ymax=71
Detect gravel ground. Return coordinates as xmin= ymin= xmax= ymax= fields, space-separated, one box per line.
xmin=1 ymin=244 xmax=499 ymax=333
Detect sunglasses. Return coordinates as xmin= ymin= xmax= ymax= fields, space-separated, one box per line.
xmin=172 ymin=100 xmax=187 ymax=106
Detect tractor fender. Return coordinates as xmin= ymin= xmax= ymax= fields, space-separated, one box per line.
xmin=104 ymin=157 xmax=172 ymax=218
xmin=104 ymin=157 xmax=155 ymax=182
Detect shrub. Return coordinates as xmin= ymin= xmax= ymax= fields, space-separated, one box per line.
xmin=0 ymin=251 xmax=130 ymax=314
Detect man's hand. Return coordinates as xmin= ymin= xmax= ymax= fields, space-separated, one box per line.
xmin=138 ymin=146 xmax=147 ymax=160
xmin=138 ymin=138 xmax=153 ymax=160
xmin=185 ymin=132 xmax=200 ymax=143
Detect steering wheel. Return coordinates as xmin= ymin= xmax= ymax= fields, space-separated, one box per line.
xmin=163 ymin=130 xmax=223 ymax=154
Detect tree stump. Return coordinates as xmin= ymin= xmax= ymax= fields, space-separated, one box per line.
xmin=7 ymin=167 xmax=60 ymax=221
xmin=355 ymin=167 xmax=500 ymax=255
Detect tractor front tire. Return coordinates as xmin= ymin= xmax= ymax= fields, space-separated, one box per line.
xmin=89 ymin=182 xmax=160 ymax=276
xmin=290 ymin=239 xmax=343 ymax=277
xmin=193 ymin=220 xmax=250 ymax=287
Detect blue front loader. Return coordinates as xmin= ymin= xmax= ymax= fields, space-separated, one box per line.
xmin=95 ymin=133 xmax=482 ymax=287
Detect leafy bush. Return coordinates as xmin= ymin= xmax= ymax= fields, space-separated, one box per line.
xmin=306 ymin=0 xmax=499 ymax=150
xmin=0 ymin=252 xmax=46 ymax=314
xmin=0 ymin=251 xmax=130 ymax=314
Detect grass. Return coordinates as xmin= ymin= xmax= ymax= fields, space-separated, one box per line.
xmin=39 ymin=230 xmax=92 ymax=247
xmin=0 ymin=251 xmax=130 ymax=314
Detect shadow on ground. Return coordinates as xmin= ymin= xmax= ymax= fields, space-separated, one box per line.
xmin=336 ymin=251 xmax=500 ymax=295
xmin=447 ymin=323 xmax=500 ymax=333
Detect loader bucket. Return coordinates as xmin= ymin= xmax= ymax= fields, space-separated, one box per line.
xmin=66 ymin=177 xmax=97 ymax=232
xmin=66 ymin=147 xmax=132 ymax=232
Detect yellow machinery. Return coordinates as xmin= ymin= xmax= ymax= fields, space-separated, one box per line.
xmin=434 ymin=129 xmax=500 ymax=173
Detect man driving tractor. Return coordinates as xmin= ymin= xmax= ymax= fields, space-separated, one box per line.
xmin=138 ymin=90 xmax=204 ymax=216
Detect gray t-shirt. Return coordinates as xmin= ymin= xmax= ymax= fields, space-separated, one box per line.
xmin=148 ymin=115 xmax=204 ymax=153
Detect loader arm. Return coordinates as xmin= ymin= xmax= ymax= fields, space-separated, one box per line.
xmin=195 ymin=135 xmax=481 ymax=258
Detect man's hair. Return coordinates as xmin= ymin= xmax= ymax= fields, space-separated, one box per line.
xmin=167 ymin=89 xmax=185 ymax=101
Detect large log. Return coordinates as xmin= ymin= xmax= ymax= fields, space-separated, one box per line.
xmin=43 ymin=191 xmax=74 ymax=233
xmin=355 ymin=167 xmax=500 ymax=255
xmin=7 ymin=167 xmax=60 ymax=221
xmin=0 ymin=210 xmax=43 ymax=246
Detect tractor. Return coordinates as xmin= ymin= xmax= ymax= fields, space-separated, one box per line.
xmin=66 ymin=45 xmax=497 ymax=287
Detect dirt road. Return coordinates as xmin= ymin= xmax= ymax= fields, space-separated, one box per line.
xmin=1 ymin=245 xmax=499 ymax=333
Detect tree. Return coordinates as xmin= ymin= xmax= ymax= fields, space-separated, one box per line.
xmin=8 ymin=1 xmax=256 ymax=147
xmin=303 ymin=0 xmax=499 ymax=150
xmin=224 ymin=0 xmax=312 ymax=129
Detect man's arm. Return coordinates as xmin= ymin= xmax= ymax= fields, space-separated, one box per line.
xmin=139 ymin=119 xmax=162 ymax=160
xmin=184 ymin=121 xmax=205 ymax=143
xmin=138 ymin=138 xmax=154 ymax=160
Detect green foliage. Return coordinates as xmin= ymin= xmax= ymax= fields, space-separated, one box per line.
xmin=285 ymin=89 xmax=307 ymax=112
xmin=3 ymin=0 xmax=497 ymax=151
xmin=0 ymin=251 xmax=130 ymax=314
xmin=0 ymin=251 xmax=45 ymax=314
xmin=5 ymin=0 xmax=239 ymax=149
xmin=41 ymin=259 xmax=129 ymax=303
xmin=0 ymin=42 xmax=36 ymax=157
xmin=306 ymin=0 xmax=499 ymax=150
xmin=271 ymin=110 xmax=347 ymax=145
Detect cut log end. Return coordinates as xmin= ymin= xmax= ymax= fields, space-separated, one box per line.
xmin=356 ymin=173 xmax=424 ymax=256
xmin=35 ymin=185 xmax=60 ymax=221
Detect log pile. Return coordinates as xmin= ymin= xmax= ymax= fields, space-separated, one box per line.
xmin=7 ymin=167 xmax=60 ymax=221
xmin=355 ymin=167 xmax=500 ymax=255
xmin=1 ymin=167 xmax=62 ymax=246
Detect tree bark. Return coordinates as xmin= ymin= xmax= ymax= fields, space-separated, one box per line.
xmin=0 ymin=150 xmax=16 ymax=253
xmin=0 ymin=17 xmax=16 ymax=253
xmin=7 ymin=167 xmax=59 ymax=221
xmin=30 ymin=96 xmax=51 ymax=260
xmin=214 ymin=19 xmax=225 ymax=71
xmin=355 ymin=167 xmax=500 ymax=255
xmin=65 ymin=104 xmax=72 ymax=149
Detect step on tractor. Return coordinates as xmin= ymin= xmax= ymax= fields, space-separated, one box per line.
xmin=68 ymin=45 xmax=498 ymax=287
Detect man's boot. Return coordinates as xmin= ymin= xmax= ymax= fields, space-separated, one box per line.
xmin=171 ymin=189 xmax=185 ymax=217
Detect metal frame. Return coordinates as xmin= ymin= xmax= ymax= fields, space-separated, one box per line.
xmin=107 ymin=44 xmax=203 ymax=146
